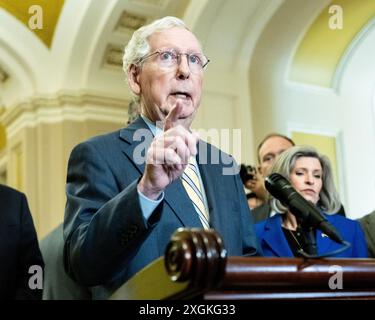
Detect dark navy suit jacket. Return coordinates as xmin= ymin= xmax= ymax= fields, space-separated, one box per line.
xmin=255 ymin=213 xmax=368 ymax=258
xmin=0 ymin=185 xmax=44 ymax=299
xmin=63 ymin=117 xmax=260 ymax=298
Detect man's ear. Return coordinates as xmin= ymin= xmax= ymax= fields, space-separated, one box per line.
xmin=128 ymin=64 xmax=141 ymax=95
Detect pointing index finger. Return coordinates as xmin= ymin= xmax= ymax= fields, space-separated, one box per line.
xmin=164 ymin=104 xmax=182 ymax=132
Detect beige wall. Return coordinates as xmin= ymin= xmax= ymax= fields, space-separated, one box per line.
xmin=250 ymin=0 xmax=375 ymax=217
xmin=0 ymin=93 xmax=127 ymax=239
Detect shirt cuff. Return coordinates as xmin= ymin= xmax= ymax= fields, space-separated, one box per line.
xmin=138 ymin=189 xmax=164 ymax=221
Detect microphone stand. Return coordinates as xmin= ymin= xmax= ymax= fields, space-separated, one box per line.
xmin=286 ymin=206 xmax=350 ymax=259
xmin=300 ymin=225 xmax=318 ymax=256
xmin=296 ymin=217 xmax=318 ymax=257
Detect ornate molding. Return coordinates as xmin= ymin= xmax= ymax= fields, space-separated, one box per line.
xmin=129 ymin=0 xmax=168 ymax=7
xmin=165 ymin=228 xmax=227 ymax=289
xmin=0 ymin=90 xmax=130 ymax=137
xmin=0 ymin=65 xmax=9 ymax=83
xmin=115 ymin=10 xmax=148 ymax=34
xmin=103 ymin=44 xmax=124 ymax=68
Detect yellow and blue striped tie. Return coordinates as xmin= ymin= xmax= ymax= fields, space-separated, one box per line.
xmin=181 ymin=158 xmax=210 ymax=229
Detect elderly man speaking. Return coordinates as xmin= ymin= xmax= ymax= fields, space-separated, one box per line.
xmin=63 ymin=16 xmax=260 ymax=299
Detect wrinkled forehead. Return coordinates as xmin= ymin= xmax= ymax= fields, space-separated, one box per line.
xmin=148 ymin=27 xmax=203 ymax=53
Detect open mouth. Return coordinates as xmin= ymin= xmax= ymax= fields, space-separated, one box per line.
xmin=170 ymin=91 xmax=192 ymax=99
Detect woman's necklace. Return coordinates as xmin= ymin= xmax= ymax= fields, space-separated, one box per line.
xmin=282 ymin=214 xmax=306 ymax=254
xmin=288 ymin=229 xmax=304 ymax=252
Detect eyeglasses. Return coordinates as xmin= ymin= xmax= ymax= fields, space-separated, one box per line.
xmin=138 ymin=49 xmax=210 ymax=73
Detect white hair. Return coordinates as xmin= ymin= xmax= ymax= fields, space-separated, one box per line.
xmin=122 ymin=16 xmax=188 ymax=85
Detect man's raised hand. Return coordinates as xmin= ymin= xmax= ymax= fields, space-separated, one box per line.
xmin=138 ymin=104 xmax=199 ymax=200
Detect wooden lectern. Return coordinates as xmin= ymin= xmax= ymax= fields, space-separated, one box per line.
xmin=110 ymin=228 xmax=375 ymax=300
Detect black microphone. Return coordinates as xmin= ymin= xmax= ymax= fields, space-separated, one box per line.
xmin=265 ymin=173 xmax=345 ymax=244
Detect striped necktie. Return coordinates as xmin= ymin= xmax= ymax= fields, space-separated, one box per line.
xmin=181 ymin=158 xmax=210 ymax=229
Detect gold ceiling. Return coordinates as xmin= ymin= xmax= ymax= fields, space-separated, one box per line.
xmin=0 ymin=0 xmax=65 ymax=48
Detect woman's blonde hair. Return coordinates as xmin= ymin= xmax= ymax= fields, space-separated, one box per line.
xmin=269 ymin=145 xmax=341 ymax=215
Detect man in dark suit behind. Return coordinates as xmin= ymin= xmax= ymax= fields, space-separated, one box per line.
xmin=63 ymin=16 xmax=260 ymax=299
xmin=0 ymin=184 xmax=44 ymax=299
xmin=40 ymin=223 xmax=92 ymax=299
xmin=252 ymin=133 xmax=295 ymax=223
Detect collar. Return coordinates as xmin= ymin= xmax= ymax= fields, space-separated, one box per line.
xmin=141 ymin=115 xmax=163 ymax=137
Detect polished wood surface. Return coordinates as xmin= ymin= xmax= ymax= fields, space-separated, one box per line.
xmin=111 ymin=228 xmax=375 ymax=300
xmin=208 ymin=256 xmax=375 ymax=299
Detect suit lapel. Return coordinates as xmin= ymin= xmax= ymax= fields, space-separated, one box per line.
xmin=196 ymin=141 xmax=236 ymax=246
xmin=164 ymin=180 xmax=203 ymax=227
xmin=196 ymin=141 xmax=220 ymax=227
xmin=316 ymin=214 xmax=339 ymax=254
xmin=119 ymin=116 xmax=150 ymax=175
xmin=119 ymin=117 xmax=202 ymax=228
xmin=165 ymin=139 xmax=207 ymax=228
xmin=263 ymin=215 xmax=294 ymax=257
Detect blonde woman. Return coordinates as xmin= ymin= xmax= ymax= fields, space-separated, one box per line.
xmin=255 ymin=146 xmax=367 ymax=258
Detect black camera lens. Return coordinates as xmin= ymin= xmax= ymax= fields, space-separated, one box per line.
xmin=240 ymin=164 xmax=256 ymax=184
